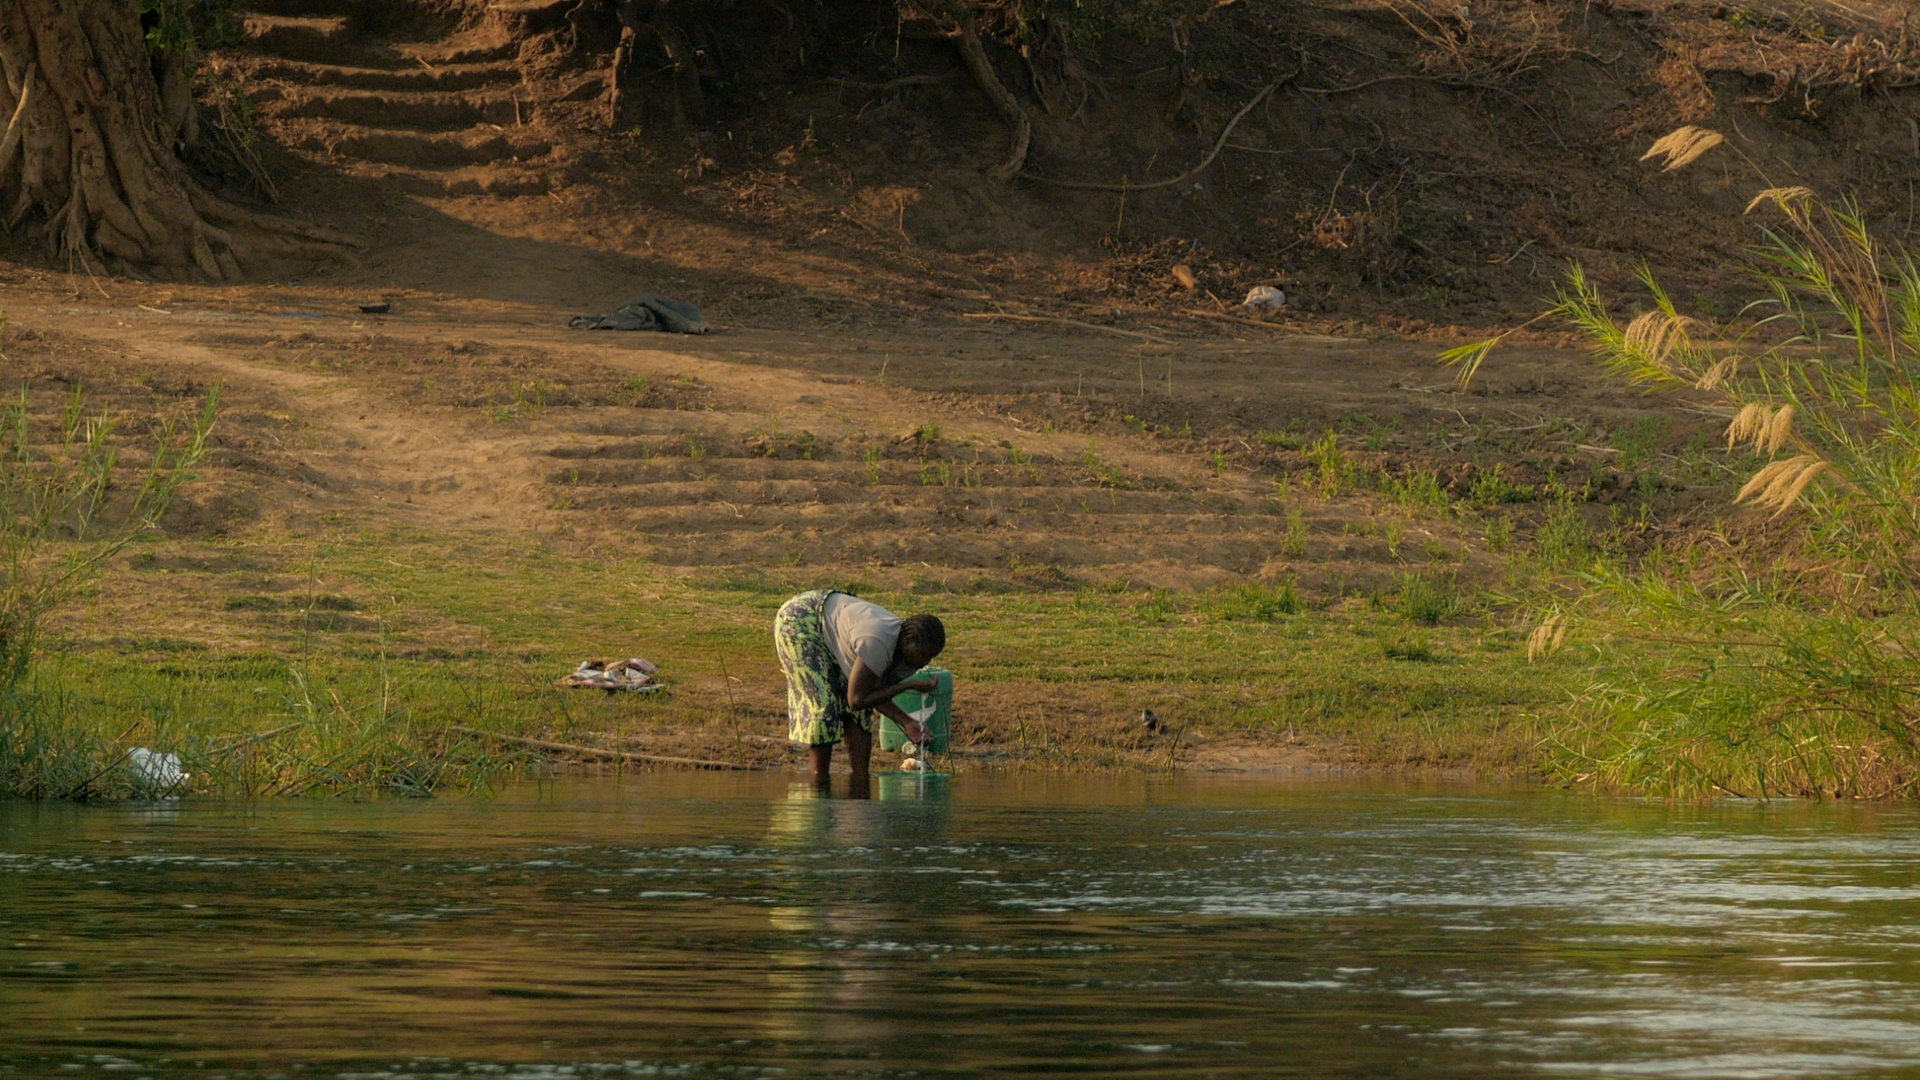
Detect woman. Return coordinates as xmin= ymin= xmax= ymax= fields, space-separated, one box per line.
xmin=773 ymin=589 xmax=946 ymax=781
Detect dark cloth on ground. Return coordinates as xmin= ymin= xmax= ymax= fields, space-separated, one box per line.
xmin=568 ymin=295 xmax=708 ymax=334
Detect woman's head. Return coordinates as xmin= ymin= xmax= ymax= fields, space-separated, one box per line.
xmin=897 ymin=614 xmax=946 ymax=669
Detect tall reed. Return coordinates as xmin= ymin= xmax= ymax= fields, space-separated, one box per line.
xmin=1449 ymin=129 xmax=1920 ymax=798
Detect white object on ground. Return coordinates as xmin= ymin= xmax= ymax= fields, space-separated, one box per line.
xmin=127 ymin=748 xmax=189 ymax=790
xmin=1243 ymin=285 xmax=1287 ymax=311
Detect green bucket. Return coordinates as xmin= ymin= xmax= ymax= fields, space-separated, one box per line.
xmin=878 ymin=667 xmax=952 ymax=753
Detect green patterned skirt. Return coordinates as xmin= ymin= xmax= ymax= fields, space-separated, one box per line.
xmin=774 ymin=590 xmax=872 ymax=747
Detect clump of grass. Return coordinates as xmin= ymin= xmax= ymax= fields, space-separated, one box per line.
xmin=1080 ymin=440 xmax=1131 ymax=489
xmin=1469 ymin=464 xmax=1535 ymax=504
xmin=1449 ymin=130 xmax=1920 ymax=798
xmin=1385 ymin=469 xmax=1448 ymax=510
xmin=1382 ymin=632 xmax=1436 ymax=661
xmin=27 ymin=662 xmax=534 ymax=800
xmin=1308 ymin=433 xmax=1357 ymax=495
xmin=1484 ymin=515 xmax=1512 ymax=553
xmin=1281 ymin=508 xmax=1309 ymax=556
xmin=1134 ymin=589 xmax=1176 ymax=623
xmin=1392 ymin=572 xmax=1465 ymax=625
xmin=1208 ymin=580 xmax=1302 ymax=621
xmin=0 ymin=384 xmax=219 ymax=796
xmin=1533 ymin=499 xmax=1592 ymax=569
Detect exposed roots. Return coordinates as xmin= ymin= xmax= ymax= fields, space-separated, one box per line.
xmin=952 ymin=22 xmax=1031 ymax=184
xmin=0 ymin=0 xmax=357 ymax=281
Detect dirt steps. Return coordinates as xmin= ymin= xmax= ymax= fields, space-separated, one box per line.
xmin=241 ymin=13 xmax=358 ymax=64
xmin=529 ymin=425 xmax=1299 ymax=575
xmin=261 ymin=88 xmax=529 ymax=131
xmin=226 ymin=5 xmax=548 ymax=195
xmin=235 ymin=58 xmax=523 ymax=92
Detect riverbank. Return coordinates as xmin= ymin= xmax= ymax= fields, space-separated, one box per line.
xmin=19 ymin=520 xmax=1589 ymax=796
xmin=0 ymin=278 xmax=1687 ymax=798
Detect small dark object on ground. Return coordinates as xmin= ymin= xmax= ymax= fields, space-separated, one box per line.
xmin=359 ymin=302 xmax=391 ymax=314
xmin=569 ymin=296 xmax=708 ymax=334
xmin=1142 ymin=709 xmax=1162 ymax=732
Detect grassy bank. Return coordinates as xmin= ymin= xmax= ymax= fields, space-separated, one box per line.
xmin=2 ymin=519 xmax=1589 ymax=798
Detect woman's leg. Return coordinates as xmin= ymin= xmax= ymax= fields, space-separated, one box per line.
xmin=845 ymin=721 xmax=874 ymax=778
xmin=810 ymin=743 xmax=833 ymax=781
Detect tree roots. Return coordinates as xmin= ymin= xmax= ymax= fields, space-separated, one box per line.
xmin=952 ymin=23 xmax=1031 ymax=184
xmin=0 ymin=0 xmax=358 ymax=282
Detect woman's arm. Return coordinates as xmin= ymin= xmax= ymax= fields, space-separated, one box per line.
xmin=847 ymin=659 xmax=938 ymax=742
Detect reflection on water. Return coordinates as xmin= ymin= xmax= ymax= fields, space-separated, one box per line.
xmin=3 ymin=775 xmax=1920 ymax=1077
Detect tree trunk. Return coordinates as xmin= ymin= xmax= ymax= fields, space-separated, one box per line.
xmin=652 ymin=3 xmax=706 ymax=127
xmin=0 ymin=0 xmax=352 ymax=281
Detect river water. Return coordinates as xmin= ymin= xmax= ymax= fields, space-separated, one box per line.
xmin=4 ymin=774 xmax=1920 ymax=1078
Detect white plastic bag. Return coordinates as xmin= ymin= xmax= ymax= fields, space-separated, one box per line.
xmin=126 ymin=747 xmax=189 ymax=792
xmin=1243 ymin=285 xmax=1288 ymax=312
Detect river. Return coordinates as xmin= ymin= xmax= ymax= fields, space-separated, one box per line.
xmin=3 ymin=774 xmax=1919 ymax=1077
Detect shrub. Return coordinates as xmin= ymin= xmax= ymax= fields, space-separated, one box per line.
xmin=0 ymin=385 xmax=215 ymax=703
xmin=1449 ymin=129 xmax=1920 ymax=798
xmin=0 ymin=384 xmax=216 ymax=796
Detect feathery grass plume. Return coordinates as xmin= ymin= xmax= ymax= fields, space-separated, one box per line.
xmin=1641 ymin=125 xmax=1725 ymax=171
xmin=1768 ymin=458 xmax=1830 ymax=515
xmin=1736 ymin=454 xmax=1828 ymax=514
xmin=1696 ymin=356 xmax=1737 ymax=391
xmin=1764 ymin=404 xmax=1796 ymax=454
xmin=1726 ymin=402 xmax=1767 ymax=448
xmin=1745 ymin=186 xmax=1816 ymax=218
xmin=1621 ymin=309 xmax=1700 ymax=380
xmin=1439 ymin=173 xmax=1920 ymax=799
xmin=1526 ymin=613 xmax=1568 ymax=661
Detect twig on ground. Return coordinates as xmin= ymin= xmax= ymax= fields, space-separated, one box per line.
xmin=961 ymin=312 xmax=1174 ymax=344
xmin=449 ymin=725 xmax=753 ymax=770
xmin=1175 ymin=308 xmax=1286 ymax=331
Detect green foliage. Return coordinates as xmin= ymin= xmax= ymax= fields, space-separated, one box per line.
xmin=0 ymin=386 xmax=217 ymax=796
xmin=1080 ymin=441 xmax=1131 ymax=489
xmin=1483 ymin=514 xmax=1512 ymax=553
xmin=1308 ymin=433 xmax=1356 ymax=495
xmin=1281 ymin=507 xmax=1309 ymax=556
xmin=1392 ymin=573 xmax=1465 ymax=626
xmin=0 ymin=385 xmax=216 ymax=705
xmin=1468 ymin=176 xmax=1920 ymax=797
xmin=1533 ymin=500 xmax=1592 ymax=569
xmin=1382 ymin=632 xmax=1436 ymax=662
xmin=1468 ymin=464 xmax=1535 ymax=504
xmin=1208 ymin=579 xmax=1301 ymax=621
xmin=1385 ymin=469 xmax=1447 ymax=510
xmin=141 ymin=0 xmax=243 ymax=54
xmin=1134 ymin=589 xmax=1175 ymax=624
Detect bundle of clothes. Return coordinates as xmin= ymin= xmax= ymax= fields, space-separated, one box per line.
xmin=557 ymin=657 xmax=660 ymax=694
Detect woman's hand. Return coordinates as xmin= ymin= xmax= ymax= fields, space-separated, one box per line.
xmin=906 ymin=675 xmax=939 ymax=693
xmin=903 ymin=719 xmax=932 ymax=745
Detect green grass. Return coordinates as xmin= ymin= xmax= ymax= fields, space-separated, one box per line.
xmin=0 ymin=519 xmax=1594 ymax=797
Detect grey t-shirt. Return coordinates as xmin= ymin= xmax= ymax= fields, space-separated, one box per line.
xmin=821 ymin=593 xmax=906 ymax=687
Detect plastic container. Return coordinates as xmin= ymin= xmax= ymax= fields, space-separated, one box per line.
xmin=878 ymin=667 xmax=952 ymax=753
